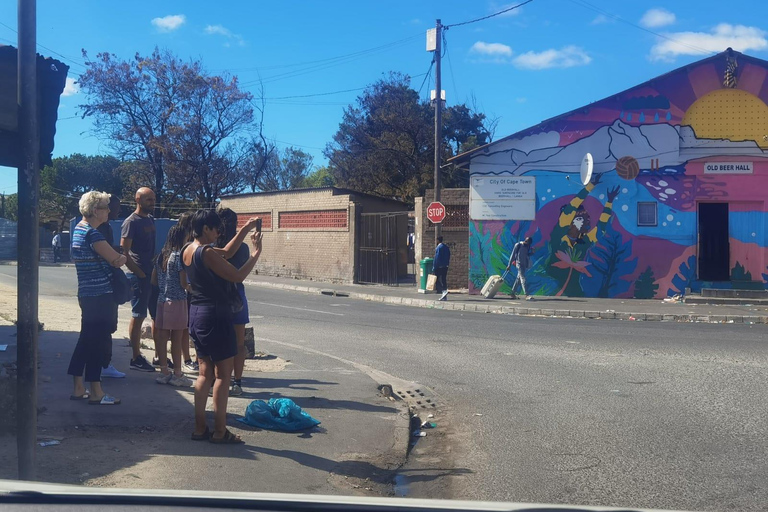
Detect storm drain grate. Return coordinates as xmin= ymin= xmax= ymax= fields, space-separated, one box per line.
xmin=394 ymin=388 xmax=437 ymax=409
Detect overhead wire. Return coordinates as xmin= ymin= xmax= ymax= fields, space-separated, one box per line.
xmin=0 ymin=20 xmax=88 ymax=72
xmin=226 ymin=33 xmax=422 ymax=74
xmin=418 ymin=58 xmax=435 ymax=101
xmin=442 ymin=32 xmax=459 ymax=103
xmin=240 ymin=33 xmax=422 ymax=87
xmin=445 ymin=0 xmax=534 ymax=28
xmin=563 ymin=0 xmax=716 ymax=56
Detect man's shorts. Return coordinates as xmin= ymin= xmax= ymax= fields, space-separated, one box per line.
xmin=127 ymin=273 xmax=152 ymax=319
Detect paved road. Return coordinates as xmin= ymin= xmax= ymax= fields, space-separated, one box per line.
xmin=3 ymin=265 xmax=767 ymax=511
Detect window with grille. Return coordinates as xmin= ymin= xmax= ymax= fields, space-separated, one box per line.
xmin=236 ymin=212 xmax=272 ymax=230
xmin=279 ymin=210 xmax=348 ymax=229
xmin=426 ymin=205 xmax=469 ymax=230
xmin=637 ymin=202 xmax=657 ymax=226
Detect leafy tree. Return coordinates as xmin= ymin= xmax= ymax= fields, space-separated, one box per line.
xmin=0 ymin=193 xmax=18 ymax=222
xmin=324 ymin=72 xmax=491 ymax=203
xmin=253 ymin=147 xmax=314 ymax=192
xmin=166 ymin=73 xmax=254 ymax=207
xmin=299 ymin=166 xmax=336 ymax=188
xmin=40 ymin=154 xmax=124 ymax=226
xmin=634 ymin=266 xmax=659 ymax=299
xmin=78 ymin=48 xmax=255 ymax=209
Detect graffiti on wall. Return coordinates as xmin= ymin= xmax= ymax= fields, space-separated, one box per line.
xmin=468 ymin=50 xmax=768 ymax=298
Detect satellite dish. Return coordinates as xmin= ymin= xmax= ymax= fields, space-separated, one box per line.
xmin=580 ymin=153 xmax=593 ymax=185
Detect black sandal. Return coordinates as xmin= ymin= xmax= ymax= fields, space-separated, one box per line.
xmin=209 ymin=429 xmax=244 ymax=445
xmin=191 ymin=427 xmax=210 ymax=441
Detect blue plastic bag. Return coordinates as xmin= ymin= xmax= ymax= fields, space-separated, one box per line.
xmin=238 ymin=398 xmax=321 ymax=432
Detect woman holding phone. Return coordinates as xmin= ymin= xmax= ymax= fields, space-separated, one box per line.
xmin=183 ymin=209 xmax=262 ymax=444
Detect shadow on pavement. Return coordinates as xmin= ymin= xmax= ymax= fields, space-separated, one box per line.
xmin=0 ymin=328 xmax=259 ymax=484
xmin=237 ymin=384 xmax=399 ymax=414
xmin=252 ymin=446 xmax=396 ymax=484
xmin=247 ymin=377 xmax=339 ymax=391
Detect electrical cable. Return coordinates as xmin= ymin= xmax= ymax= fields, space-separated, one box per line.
xmin=564 ymin=0 xmax=715 ymax=56
xmin=445 ymin=0 xmax=534 ymax=28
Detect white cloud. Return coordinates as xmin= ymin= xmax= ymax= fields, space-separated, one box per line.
xmin=470 ymin=41 xmax=513 ymax=57
xmin=640 ymin=8 xmax=676 ymax=29
xmin=591 ymin=14 xmax=612 ymax=25
xmin=151 ymin=14 xmax=186 ymax=33
xmin=204 ymin=24 xmax=245 ymax=46
xmin=513 ymin=45 xmax=591 ymax=69
xmin=204 ymin=24 xmax=230 ymax=36
xmin=62 ymin=77 xmax=79 ymax=97
xmin=650 ymin=24 xmax=768 ymax=61
xmin=516 ymin=97 xmax=527 ymax=103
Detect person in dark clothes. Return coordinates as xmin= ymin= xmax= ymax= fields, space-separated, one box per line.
xmin=434 ymin=236 xmax=451 ymax=301
xmin=183 ymin=209 xmax=262 ymax=444
xmin=121 ymin=187 xmax=157 ymax=372
xmin=507 ymin=236 xmax=535 ymax=300
xmin=216 ymin=208 xmax=261 ymax=397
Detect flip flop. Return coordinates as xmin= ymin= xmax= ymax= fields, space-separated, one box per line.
xmin=88 ymin=395 xmax=121 ymax=405
xmin=209 ymin=429 xmax=244 ymax=445
xmin=69 ymin=393 xmax=90 ymax=401
xmin=191 ymin=427 xmax=211 ymax=441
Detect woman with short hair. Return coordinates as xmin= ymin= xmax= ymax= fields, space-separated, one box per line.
xmin=67 ymin=191 xmax=127 ymax=405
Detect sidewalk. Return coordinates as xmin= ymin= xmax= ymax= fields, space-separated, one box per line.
xmin=245 ymin=275 xmax=768 ymax=324
xmin=0 ymin=284 xmax=410 ymax=496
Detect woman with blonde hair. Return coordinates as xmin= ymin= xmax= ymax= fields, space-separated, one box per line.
xmin=67 ymin=191 xmax=127 ymax=405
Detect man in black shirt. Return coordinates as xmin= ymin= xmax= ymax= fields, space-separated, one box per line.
xmin=95 ymin=194 xmax=121 ymax=250
xmin=121 ymin=187 xmax=157 ymax=372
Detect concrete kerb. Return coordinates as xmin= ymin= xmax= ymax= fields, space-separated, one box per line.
xmin=243 ymin=280 xmax=768 ymax=325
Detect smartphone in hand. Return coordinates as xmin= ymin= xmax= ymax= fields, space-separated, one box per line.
xmin=255 ymin=218 xmax=262 ymax=232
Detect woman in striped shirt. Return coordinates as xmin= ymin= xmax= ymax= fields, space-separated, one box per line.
xmin=67 ymin=191 xmax=127 ymax=405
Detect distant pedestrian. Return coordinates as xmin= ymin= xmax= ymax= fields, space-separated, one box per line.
xmin=51 ymin=231 xmax=61 ymax=263
xmin=507 ymin=237 xmax=534 ymax=300
xmin=152 ymin=224 xmax=193 ymax=388
xmin=95 ymin=193 xmax=127 ymax=379
xmin=67 ymin=191 xmax=127 ymax=405
xmin=183 ymin=209 xmax=262 ymax=444
xmin=434 ymin=236 xmax=451 ymax=301
xmin=121 ymin=187 xmax=157 ymax=372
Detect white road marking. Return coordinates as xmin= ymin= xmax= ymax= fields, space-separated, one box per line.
xmin=251 ymin=301 xmax=344 ymax=316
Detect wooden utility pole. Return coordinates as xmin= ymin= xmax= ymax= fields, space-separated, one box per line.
xmin=433 ymin=19 xmax=442 ymax=247
xmin=17 ymin=0 xmax=40 ymax=481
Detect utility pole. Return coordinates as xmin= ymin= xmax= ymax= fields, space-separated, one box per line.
xmin=432 ymin=19 xmax=443 ymax=247
xmin=17 ymin=0 xmax=40 ymax=481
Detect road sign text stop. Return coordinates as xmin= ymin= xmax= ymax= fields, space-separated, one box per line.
xmin=427 ymin=201 xmax=446 ymax=224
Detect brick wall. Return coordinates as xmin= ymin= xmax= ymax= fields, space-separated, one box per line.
xmin=221 ymin=189 xmax=354 ymax=283
xmin=416 ymin=189 xmax=469 ymax=290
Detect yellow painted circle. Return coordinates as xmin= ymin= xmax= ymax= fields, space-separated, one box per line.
xmin=682 ymin=89 xmax=768 ymax=148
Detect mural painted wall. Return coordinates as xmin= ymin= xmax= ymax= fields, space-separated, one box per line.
xmin=467 ymin=50 xmax=768 ymax=298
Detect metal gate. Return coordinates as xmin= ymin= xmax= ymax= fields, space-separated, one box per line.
xmin=357 ymin=212 xmax=404 ymax=285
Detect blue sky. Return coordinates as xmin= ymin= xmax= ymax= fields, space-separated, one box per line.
xmin=1 ymin=0 xmax=767 ymax=194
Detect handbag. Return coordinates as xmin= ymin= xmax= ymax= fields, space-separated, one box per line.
xmin=426 ymin=273 xmax=437 ymax=291
xmin=111 ymin=267 xmax=133 ymax=305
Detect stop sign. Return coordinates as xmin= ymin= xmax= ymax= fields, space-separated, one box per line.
xmin=427 ymin=201 xmax=446 ymax=224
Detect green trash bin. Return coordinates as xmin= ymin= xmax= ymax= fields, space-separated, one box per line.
xmin=419 ymin=258 xmax=434 ymax=292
